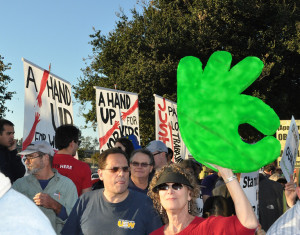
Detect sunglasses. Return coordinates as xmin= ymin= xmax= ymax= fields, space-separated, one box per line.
xmin=130 ymin=161 xmax=151 ymax=167
xmin=155 ymin=183 xmax=184 ymax=192
xmin=76 ymin=140 xmax=81 ymax=146
xmin=102 ymin=166 xmax=130 ymax=173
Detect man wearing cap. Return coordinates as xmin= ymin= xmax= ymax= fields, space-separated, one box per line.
xmin=12 ymin=141 xmax=78 ymax=234
xmin=61 ymin=147 xmax=162 ymax=235
xmin=146 ymin=140 xmax=168 ymax=170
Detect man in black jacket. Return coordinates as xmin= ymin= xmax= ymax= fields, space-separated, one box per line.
xmin=0 ymin=119 xmax=25 ymax=183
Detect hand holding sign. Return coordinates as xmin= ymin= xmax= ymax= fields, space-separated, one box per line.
xmin=177 ymin=51 xmax=281 ymax=172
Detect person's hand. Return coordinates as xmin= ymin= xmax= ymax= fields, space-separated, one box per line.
xmin=285 ymin=174 xmax=297 ymax=207
xmin=177 ymin=51 xmax=281 ymax=172
xmin=212 ymin=164 xmax=234 ymax=179
xmin=255 ymin=224 xmax=266 ymax=235
xmin=8 ymin=139 xmax=17 ymax=151
xmin=33 ymin=192 xmax=62 ymax=214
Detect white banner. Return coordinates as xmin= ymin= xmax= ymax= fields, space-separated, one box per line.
xmin=240 ymin=171 xmax=259 ymax=218
xmin=22 ymin=58 xmax=73 ymax=149
xmin=95 ymin=87 xmax=140 ymax=152
xmin=154 ymin=94 xmax=188 ymax=162
xmin=280 ymin=116 xmax=299 ymax=182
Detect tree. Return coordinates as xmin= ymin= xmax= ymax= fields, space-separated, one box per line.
xmin=0 ymin=55 xmax=15 ymax=118
xmin=74 ymin=0 xmax=300 ymax=145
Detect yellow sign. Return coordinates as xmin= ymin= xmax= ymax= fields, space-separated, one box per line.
xmin=276 ymin=120 xmax=300 ymax=168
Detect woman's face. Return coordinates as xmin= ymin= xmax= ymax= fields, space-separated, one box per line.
xmin=130 ymin=152 xmax=153 ymax=179
xmin=158 ymin=183 xmax=191 ymax=214
xmin=115 ymin=142 xmax=126 ymax=152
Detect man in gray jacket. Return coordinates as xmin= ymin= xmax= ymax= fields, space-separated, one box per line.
xmin=12 ymin=141 xmax=78 ymax=234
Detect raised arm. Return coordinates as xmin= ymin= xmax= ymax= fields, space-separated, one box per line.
xmin=215 ymin=165 xmax=258 ymax=229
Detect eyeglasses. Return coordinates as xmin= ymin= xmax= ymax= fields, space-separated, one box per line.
xmin=155 ymin=183 xmax=184 ymax=192
xmin=101 ymin=166 xmax=130 ymax=173
xmin=76 ymin=140 xmax=81 ymax=146
xmin=23 ymin=154 xmax=43 ymax=161
xmin=130 ymin=161 xmax=151 ymax=167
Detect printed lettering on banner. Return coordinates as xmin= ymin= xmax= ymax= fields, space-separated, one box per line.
xmin=279 ymin=116 xmax=299 ymax=181
xmin=95 ymin=86 xmax=140 ymax=152
xmin=240 ymin=171 xmax=259 ymax=218
xmin=277 ymin=118 xmax=300 ymax=168
xmin=154 ymin=94 xmax=188 ymax=162
xmin=22 ymin=58 xmax=73 ymax=149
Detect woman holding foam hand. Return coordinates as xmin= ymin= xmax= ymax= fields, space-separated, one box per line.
xmin=148 ymin=164 xmax=258 ymax=235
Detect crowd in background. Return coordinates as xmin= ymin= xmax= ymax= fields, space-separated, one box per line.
xmin=0 ymin=118 xmax=299 ymax=235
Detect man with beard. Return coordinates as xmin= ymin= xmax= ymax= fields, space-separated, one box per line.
xmin=0 ymin=119 xmax=25 ymax=183
xmin=12 ymin=141 xmax=78 ymax=234
xmin=62 ymin=148 xmax=162 ymax=235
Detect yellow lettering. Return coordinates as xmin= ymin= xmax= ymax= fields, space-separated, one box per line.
xmin=128 ymin=222 xmax=135 ymax=229
xmin=118 ymin=220 xmax=123 ymax=227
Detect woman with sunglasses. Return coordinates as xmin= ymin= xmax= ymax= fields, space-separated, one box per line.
xmin=128 ymin=149 xmax=154 ymax=194
xmin=148 ymin=164 xmax=258 ymax=235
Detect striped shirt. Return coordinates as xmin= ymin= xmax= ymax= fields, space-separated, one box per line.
xmin=267 ymin=200 xmax=300 ymax=235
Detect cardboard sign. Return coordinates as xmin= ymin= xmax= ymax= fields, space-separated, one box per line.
xmin=240 ymin=171 xmax=259 ymax=218
xmin=22 ymin=58 xmax=73 ymax=149
xmin=280 ymin=116 xmax=299 ymax=182
xmin=277 ymin=119 xmax=300 ymax=168
xmin=95 ymin=87 xmax=140 ymax=152
xmin=154 ymin=94 xmax=188 ymax=162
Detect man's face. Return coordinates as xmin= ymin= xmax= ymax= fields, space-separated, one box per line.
xmin=153 ymin=151 xmax=168 ymax=170
xmin=24 ymin=152 xmax=45 ymax=175
xmin=0 ymin=125 xmax=15 ymax=147
xmin=98 ymin=153 xmax=129 ymax=197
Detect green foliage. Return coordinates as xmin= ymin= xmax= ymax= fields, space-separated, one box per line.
xmin=0 ymin=55 xmax=15 ymax=118
xmin=77 ymin=148 xmax=86 ymax=161
xmin=74 ymin=0 xmax=300 ymax=145
xmin=91 ymin=151 xmax=100 ymax=165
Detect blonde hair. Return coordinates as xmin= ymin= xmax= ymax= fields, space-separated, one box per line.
xmin=148 ymin=164 xmax=200 ymax=224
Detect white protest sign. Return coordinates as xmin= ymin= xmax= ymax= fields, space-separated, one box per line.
xmin=154 ymin=94 xmax=188 ymax=162
xmin=240 ymin=171 xmax=259 ymax=218
xmin=280 ymin=116 xmax=299 ymax=182
xmin=22 ymin=58 xmax=73 ymax=149
xmin=196 ymin=193 xmax=204 ymax=217
xmin=95 ymin=87 xmax=140 ymax=152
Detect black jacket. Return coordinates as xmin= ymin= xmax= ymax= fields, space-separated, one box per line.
xmin=258 ymin=173 xmax=284 ymax=231
xmin=0 ymin=146 xmax=25 ymax=183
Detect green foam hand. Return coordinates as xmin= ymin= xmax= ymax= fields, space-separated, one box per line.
xmin=177 ymin=51 xmax=281 ymax=172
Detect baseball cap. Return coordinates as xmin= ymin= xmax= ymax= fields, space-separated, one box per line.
xmin=146 ymin=140 xmax=168 ymax=153
xmin=152 ymin=167 xmax=193 ymax=192
xmin=18 ymin=141 xmax=55 ymax=156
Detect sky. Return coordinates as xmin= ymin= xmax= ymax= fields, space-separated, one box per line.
xmin=0 ymin=0 xmax=142 ymax=140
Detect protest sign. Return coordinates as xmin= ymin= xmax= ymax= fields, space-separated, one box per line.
xmin=154 ymin=94 xmax=188 ymax=162
xmin=277 ymin=119 xmax=300 ymax=168
xmin=279 ymin=116 xmax=299 ymax=181
xmin=22 ymin=58 xmax=73 ymax=149
xmin=240 ymin=171 xmax=259 ymax=218
xmin=95 ymin=87 xmax=140 ymax=152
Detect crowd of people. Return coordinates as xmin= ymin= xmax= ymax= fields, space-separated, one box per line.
xmin=0 ymin=118 xmax=299 ymax=234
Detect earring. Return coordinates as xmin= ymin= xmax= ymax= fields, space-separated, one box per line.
xmin=160 ymin=205 xmax=164 ymax=215
xmin=188 ymin=200 xmax=191 ymax=213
